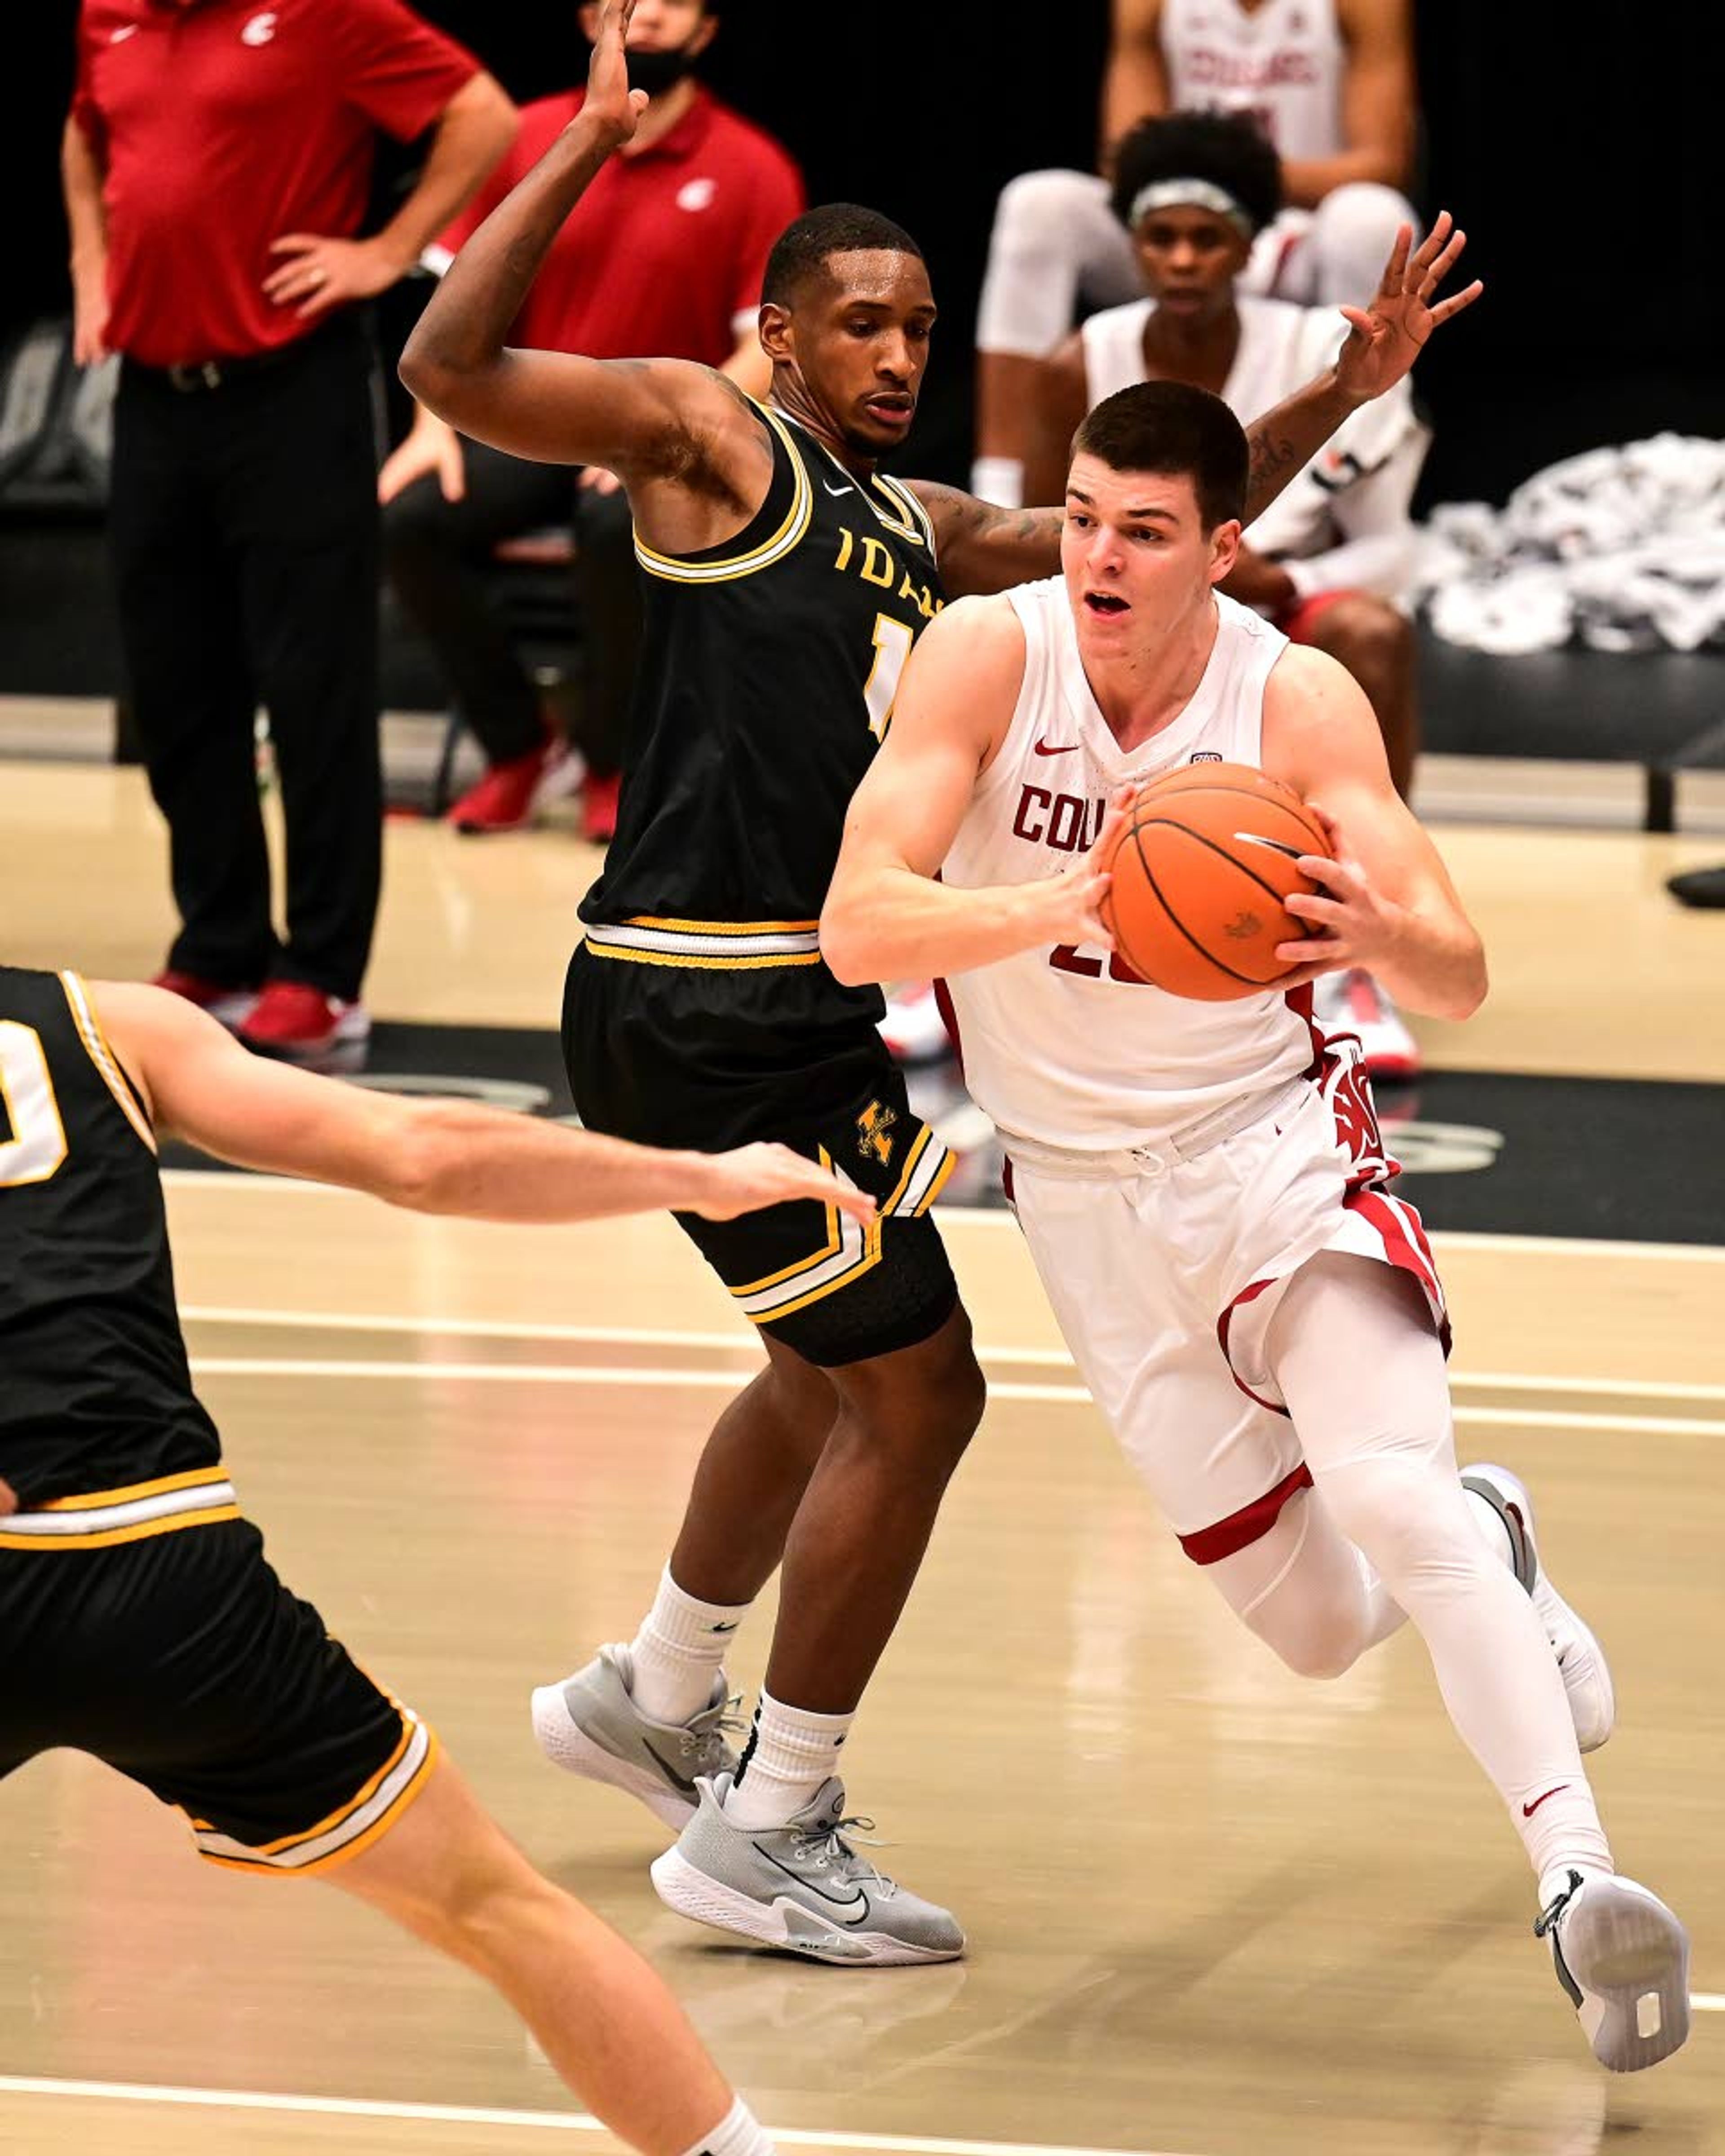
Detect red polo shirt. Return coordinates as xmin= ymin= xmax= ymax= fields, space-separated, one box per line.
xmin=441 ymin=88 xmax=805 ymax=364
xmin=72 ymin=0 xmax=479 ymax=367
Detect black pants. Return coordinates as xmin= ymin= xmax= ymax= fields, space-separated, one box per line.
xmin=109 ymin=319 xmax=382 ymax=1002
xmin=382 ymin=437 xmax=641 ymax=775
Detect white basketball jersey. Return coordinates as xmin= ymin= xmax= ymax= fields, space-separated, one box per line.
xmin=1161 ymin=0 xmax=1345 ymax=163
xmin=941 ymin=581 xmax=1318 ymax=1153
xmin=1080 ymin=295 xmax=1420 ymax=562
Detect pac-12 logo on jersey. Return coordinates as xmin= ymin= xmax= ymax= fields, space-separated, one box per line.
xmin=856 ymin=1100 xmax=898 ymax=1167
xmin=1190 ymin=751 xmax=1223 ymax=762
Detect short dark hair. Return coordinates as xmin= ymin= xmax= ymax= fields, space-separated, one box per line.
xmin=1072 ymin=381 xmax=1248 ymax=529
xmin=762 ymin=203 xmax=925 ymax=309
xmin=1109 ymin=110 xmax=1283 ymax=238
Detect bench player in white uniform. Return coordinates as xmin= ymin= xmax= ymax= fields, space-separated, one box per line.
xmin=972 ymin=0 xmax=1419 ymax=509
xmin=821 ymin=380 xmax=1690 ymax=2075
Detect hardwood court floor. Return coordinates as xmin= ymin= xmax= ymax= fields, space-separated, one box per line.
xmin=1 ymin=760 xmax=1722 ymax=2152
xmin=1 ymin=1188 xmax=1721 ymax=2156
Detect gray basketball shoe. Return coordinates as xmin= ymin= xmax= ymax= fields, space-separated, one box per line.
xmin=1461 ymin=1462 xmax=1616 ymax=1751
xmin=530 ymin=1645 xmax=741 ymax=1831
xmin=1536 ymin=1868 xmax=1691 ymax=2072
xmin=650 ymin=1772 xmax=965 ymax=1966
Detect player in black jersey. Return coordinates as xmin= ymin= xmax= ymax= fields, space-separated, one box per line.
xmin=402 ymin=0 xmax=1480 ymax=1962
xmin=0 ymin=965 xmax=876 ymax=2156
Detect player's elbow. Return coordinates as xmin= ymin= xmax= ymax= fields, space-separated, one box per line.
xmin=818 ymin=896 xmax=882 ymax=989
xmin=372 ymin=1100 xmax=474 ymax=1214
xmin=1454 ymin=946 xmax=1489 ymax=1020
xmin=397 ymin=333 xmax=458 ymax=415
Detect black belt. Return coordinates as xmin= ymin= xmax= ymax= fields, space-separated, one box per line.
xmin=128 ymin=326 xmax=345 ymax=394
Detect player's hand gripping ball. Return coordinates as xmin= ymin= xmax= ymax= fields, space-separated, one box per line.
xmin=1098 ymin=762 xmax=1334 ymax=1000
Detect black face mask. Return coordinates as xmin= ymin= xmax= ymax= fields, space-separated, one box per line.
xmin=626 ymin=40 xmax=700 ymax=97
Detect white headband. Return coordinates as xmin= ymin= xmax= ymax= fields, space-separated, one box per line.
xmin=1128 ymin=178 xmax=1256 ymax=238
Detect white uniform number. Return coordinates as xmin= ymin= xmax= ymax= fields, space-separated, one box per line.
xmin=863 ymin=613 xmax=916 ymax=742
xmin=0 ymin=1024 xmax=69 ymax=1188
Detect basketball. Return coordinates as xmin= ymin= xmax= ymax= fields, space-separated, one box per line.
xmin=1099 ymin=762 xmax=1333 ymax=1001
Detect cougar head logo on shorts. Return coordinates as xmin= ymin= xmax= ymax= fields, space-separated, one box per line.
xmin=857 ymin=1101 xmax=898 ymax=1167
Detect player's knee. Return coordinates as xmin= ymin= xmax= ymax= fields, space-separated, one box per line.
xmin=434 ymin=1851 xmax=562 ymax=1968
xmin=1267 ymin=1617 xmax=1364 ymax=1682
xmin=1313 ymin=594 xmax=1411 ymax=676
xmin=992 ymin=167 xmax=1097 ymax=254
xmin=1309 ymin=183 xmax=1417 ymax=300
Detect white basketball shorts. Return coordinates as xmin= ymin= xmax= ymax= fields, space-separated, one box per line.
xmin=1005 ymin=1039 xmax=1447 ymax=1564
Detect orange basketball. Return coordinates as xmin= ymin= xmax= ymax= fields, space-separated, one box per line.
xmin=1098 ymin=762 xmax=1332 ymax=1001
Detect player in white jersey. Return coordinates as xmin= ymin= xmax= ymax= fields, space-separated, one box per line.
xmin=821 ymin=380 xmax=1690 ymax=2076
xmin=1025 ymin=109 xmax=1428 ymax=1079
xmin=971 ymin=0 xmax=1418 ymax=510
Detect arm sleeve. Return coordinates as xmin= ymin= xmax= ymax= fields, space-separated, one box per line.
xmin=332 ymin=0 xmax=482 ymax=143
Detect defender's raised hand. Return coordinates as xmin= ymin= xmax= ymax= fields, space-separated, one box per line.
xmin=1332 ymin=213 xmax=1483 ymax=404
xmin=586 ymin=0 xmax=650 ymax=144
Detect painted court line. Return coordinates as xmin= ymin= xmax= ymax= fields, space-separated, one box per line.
xmin=183 ymin=1357 xmax=1725 ymax=1437
xmin=162 ymin=1173 xmax=1725 ymax=1265
xmin=0 ymin=2073 xmax=1186 ymax=2156
xmin=177 ymin=1308 xmax=1725 ymax=1406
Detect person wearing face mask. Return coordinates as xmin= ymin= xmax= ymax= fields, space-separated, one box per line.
xmin=380 ymin=0 xmax=804 ymax=843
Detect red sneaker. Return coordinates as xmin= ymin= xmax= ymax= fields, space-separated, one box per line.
xmin=150 ymin=970 xmax=259 ymax=1029
xmin=580 ymin=768 xmax=621 ymax=843
xmin=237 ymin=981 xmax=370 ymax=1067
xmin=449 ymin=740 xmax=562 ymax=835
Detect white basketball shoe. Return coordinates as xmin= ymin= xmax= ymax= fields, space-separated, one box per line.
xmin=1536 ymin=1867 xmax=1690 ymax=2072
xmin=1461 ymin=1462 xmax=1615 ymax=1752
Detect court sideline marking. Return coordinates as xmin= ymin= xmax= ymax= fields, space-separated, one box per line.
xmin=178 ymin=1356 xmax=1725 ymax=1439
xmin=163 ymin=1171 xmax=1725 ymax=1265
xmin=176 ymin=1308 xmax=1725 ymax=1407
xmin=0 ymin=2073 xmax=1193 ymax=2156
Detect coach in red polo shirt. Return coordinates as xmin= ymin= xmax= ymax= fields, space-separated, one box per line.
xmin=63 ymin=0 xmax=515 ymax=1062
xmin=379 ymin=0 xmax=803 ymax=841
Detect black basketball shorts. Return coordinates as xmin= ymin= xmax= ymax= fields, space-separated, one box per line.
xmin=0 ymin=1509 xmax=435 ymax=1875
xmin=563 ymin=941 xmax=959 ymax=1365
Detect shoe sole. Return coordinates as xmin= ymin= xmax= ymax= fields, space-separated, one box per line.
xmin=1562 ymin=1881 xmax=1690 ymax=2072
xmin=528 ymin=1683 xmax=694 ymax=1832
xmin=649 ymin=1846 xmax=964 ymax=1967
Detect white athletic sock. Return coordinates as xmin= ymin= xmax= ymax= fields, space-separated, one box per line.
xmin=721 ymin=1688 xmax=853 ymax=1829
xmin=970 ymin=455 xmax=1024 ymax=508
xmin=626 ymin=1566 xmax=748 ymax=1725
xmin=680 ymin=2095 xmax=775 ymax=2156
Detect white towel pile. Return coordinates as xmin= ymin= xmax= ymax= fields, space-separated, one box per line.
xmin=1415 ymin=435 xmax=1725 ymax=655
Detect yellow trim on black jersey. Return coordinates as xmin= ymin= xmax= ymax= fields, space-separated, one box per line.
xmin=728 ymin=1125 xmax=952 ymax=1326
xmin=584 ymin=941 xmax=823 ymax=972
xmin=192 ymin=1715 xmax=441 ymax=1877
xmin=583 ymin=916 xmax=825 ymax=971
xmin=632 ymin=398 xmax=812 ymax=585
xmin=731 ymin=1189 xmax=843 ymax=1297
xmin=0 ymin=1465 xmax=239 ymax=1551
xmin=865 ymin=471 xmax=935 ymax=549
xmin=627 ymin=915 xmax=820 ymax=935
xmin=59 ymin=970 xmax=155 ymax=1153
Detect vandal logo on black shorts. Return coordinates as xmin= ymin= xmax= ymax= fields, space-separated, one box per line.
xmin=857 ymin=1100 xmax=898 ymax=1167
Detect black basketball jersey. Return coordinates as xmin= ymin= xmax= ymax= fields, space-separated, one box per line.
xmin=0 ymin=967 xmax=219 ymax=1507
xmin=579 ymin=399 xmax=947 ymax=1018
